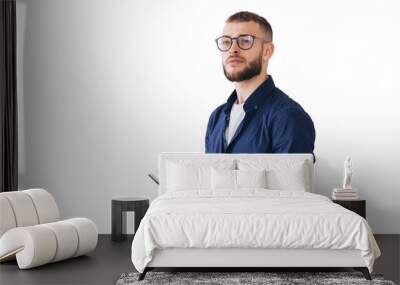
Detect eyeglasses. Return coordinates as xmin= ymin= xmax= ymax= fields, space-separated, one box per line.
xmin=215 ymin=34 xmax=269 ymax=52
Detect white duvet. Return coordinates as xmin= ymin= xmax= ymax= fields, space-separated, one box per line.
xmin=131 ymin=189 xmax=381 ymax=273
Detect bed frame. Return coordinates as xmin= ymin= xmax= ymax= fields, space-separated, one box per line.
xmin=138 ymin=248 xmax=371 ymax=280
xmin=138 ymin=153 xmax=373 ymax=281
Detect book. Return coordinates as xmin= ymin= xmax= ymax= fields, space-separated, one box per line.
xmin=333 ymin=188 xmax=358 ymax=193
xmin=332 ymin=196 xmax=360 ymax=200
xmin=332 ymin=192 xmax=358 ymax=197
xmin=332 ymin=193 xmax=359 ymax=200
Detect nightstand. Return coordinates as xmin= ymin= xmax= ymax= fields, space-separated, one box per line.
xmin=332 ymin=199 xmax=366 ymax=219
xmin=111 ymin=197 xmax=150 ymax=241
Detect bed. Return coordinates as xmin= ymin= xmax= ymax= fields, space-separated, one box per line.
xmin=131 ymin=153 xmax=381 ymax=281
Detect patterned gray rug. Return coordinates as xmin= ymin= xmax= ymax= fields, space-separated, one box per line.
xmin=116 ymin=271 xmax=397 ymax=285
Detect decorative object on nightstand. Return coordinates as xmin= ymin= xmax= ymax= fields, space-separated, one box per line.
xmin=111 ymin=197 xmax=149 ymax=242
xmin=332 ymin=199 xmax=366 ymax=219
xmin=332 ymin=156 xmax=359 ymax=200
xmin=342 ymin=156 xmax=353 ymax=190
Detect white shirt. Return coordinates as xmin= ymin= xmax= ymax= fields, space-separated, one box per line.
xmin=225 ymin=101 xmax=245 ymax=145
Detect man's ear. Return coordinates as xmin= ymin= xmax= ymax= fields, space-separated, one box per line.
xmin=263 ymin=42 xmax=274 ymax=61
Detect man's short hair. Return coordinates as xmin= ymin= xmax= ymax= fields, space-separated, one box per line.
xmin=226 ymin=11 xmax=273 ymax=42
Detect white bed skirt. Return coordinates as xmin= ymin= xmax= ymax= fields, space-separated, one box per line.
xmin=147 ymin=248 xmax=366 ymax=268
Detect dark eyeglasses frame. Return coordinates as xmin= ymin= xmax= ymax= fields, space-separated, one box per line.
xmin=215 ymin=34 xmax=270 ymax=51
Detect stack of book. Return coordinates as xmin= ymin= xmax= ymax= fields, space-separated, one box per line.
xmin=332 ymin=188 xmax=359 ymax=200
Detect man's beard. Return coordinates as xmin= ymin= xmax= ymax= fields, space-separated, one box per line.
xmin=223 ymin=52 xmax=263 ymax=82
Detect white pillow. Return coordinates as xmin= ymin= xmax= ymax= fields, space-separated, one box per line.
xmin=167 ymin=162 xmax=206 ymax=191
xmin=267 ymin=161 xmax=307 ymax=191
xmin=236 ymin=169 xmax=267 ymax=189
xmin=210 ymin=168 xmax=236 ymax=189
xmin=210 ymin=168 xmax=268 ymax=190
xmin=166 ymin=159 xmax=235 ymax=191
xmin=237 ymin=159 xmax=309 ymax=192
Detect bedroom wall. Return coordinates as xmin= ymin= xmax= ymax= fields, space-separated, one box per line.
xmin=16 ymin=0 xmax=400 ymax=234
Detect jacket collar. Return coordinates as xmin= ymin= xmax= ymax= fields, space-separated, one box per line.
xmin=224 ymin=75 xmax=275 ymax=115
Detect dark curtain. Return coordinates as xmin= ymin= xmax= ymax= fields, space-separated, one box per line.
xmin=0 ymin=0 xmax=18 ymax=192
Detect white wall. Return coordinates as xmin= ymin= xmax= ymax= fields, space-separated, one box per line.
xmin=16 ymin=0 xmax=400 ymax=234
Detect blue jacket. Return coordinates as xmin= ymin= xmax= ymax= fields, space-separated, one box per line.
xmin=205 ymin=75 xmax=316 ymax=161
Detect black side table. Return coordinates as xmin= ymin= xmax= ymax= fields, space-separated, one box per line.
xmin=332 ymin=199 xmax=366 ymax=219
xmin=111 ymin=197 xmax=150 ymax=241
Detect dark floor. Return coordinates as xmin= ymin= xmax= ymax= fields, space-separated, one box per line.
xmin=0 ymin=234 xmax=398 ymax=285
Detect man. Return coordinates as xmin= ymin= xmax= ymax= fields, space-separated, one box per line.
xmin=205 ymin=11 xmax=316 ymax=161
